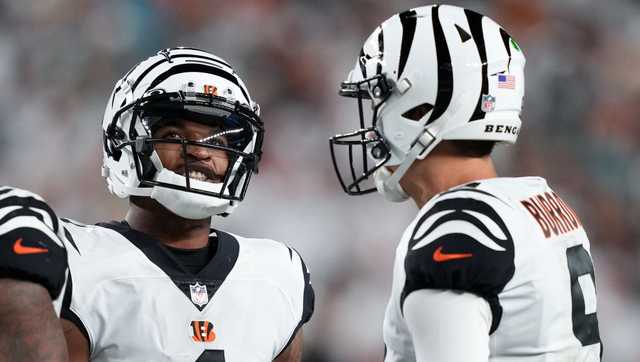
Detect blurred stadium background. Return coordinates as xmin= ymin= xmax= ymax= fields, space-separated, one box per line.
xmin=1 ymin=0 xmax=638 ymax=361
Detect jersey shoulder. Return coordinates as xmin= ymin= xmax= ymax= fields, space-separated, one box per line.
xmin=60 ymin=219 xmax=142 ymax=259
xmin=231 ymin=233 xmax=308 ymax=283
xmin=400 ymin=181 xmax=518 ymax=330
xmin=0 ymin=186 xmax=68 ymax=300
xmin=230 ymin=232 xmax=314 ymax=325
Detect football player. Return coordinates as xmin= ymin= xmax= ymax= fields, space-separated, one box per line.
xmin=54 ymin=47 xmax=313 ymax=362
xmin=330 ymin=5 xmax=602 ymax=361
xmin=0 ymin=186 xmax=69 ymax=362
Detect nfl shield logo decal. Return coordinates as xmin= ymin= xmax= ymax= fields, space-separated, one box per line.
xmin=190 ymin=283 xmax=209 ymax=307
xmin=481 ymin=94 xmax=496 ymax=113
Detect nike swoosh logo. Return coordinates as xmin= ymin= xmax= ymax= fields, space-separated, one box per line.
xmin=13 ymin=238 xmax=49 ymax=255
xmin=433 ymin=246 xmax=472 ymax=262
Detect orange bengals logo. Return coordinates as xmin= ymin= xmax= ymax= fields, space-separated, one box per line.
xmin=191 ymin=320 xmax=216 ymax=342
xmin=203 ymin=85 xmax=218 ymax=96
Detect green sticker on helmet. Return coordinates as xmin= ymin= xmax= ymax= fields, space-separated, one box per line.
xmin=510 ymin=38 xmax=521 ymax=51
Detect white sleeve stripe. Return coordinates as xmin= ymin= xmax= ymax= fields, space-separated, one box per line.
xmin=0 ymin=205 xmax=21 ymax=220
xmin=0 ymin=216 xmax=64 ymax=247
xmin=29 ymin=207 xmax=55 ymax=233
xmin=0 ymin=188 xmax=45 ymax=202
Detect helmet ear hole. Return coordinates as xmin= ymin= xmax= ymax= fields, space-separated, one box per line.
xmin=401 ymin=103 xmax=434 ymax=121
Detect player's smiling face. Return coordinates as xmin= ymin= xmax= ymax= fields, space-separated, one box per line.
xmin=152 ymin=119 xmax=229 ymax=184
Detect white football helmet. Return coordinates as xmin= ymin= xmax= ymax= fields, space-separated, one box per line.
xmin=330 ymin=5 xmax=525 ymax=202
xmin=102 ymin=47 xmax=263 ymax=218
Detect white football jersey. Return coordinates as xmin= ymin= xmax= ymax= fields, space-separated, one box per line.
xmin=383 ymin=177 xmax=602 ymax=361
xmin=60 ymin=220 xmax=314 ymax=362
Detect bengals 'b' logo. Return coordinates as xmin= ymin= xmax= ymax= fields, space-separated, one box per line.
xmin=191 ymin=320 xmax=216 ymax=342
xmin=203 ymin=85 xmax=218 ymax=96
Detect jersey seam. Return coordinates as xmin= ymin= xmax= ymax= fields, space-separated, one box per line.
xmin=69 ymin=304 xmax=97 ymax=356
xmin=274 ymin=251 xmax=308 ymax=358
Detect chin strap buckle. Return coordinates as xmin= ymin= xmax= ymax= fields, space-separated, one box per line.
xmin=414 ymin=129 xmax=437 ymax=160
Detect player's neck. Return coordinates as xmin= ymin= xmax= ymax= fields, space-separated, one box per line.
xmin=400 ymin=152 xmax=497 ymax=209
xmin=125 ymin=197 xmax=212 ymax=249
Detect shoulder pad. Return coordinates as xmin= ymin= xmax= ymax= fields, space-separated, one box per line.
xmin=401 ymin=188 xmax=515 ymax=333
xmin=240 ymin=237 xmax=315 ymax=325
xmin=0 ymin=186 xmax=68 ymax=299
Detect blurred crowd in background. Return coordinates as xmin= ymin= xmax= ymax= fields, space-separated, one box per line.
xmin=0 ymin=0 xmax=638 ymax=361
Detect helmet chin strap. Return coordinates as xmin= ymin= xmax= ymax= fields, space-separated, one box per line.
xmin=150 ymin=169 xmax=233 ymax=219
xmin=374 ymin=166 xmax=409 ymax=202
xmin=375 ymin=129 xmax=439 ymax=203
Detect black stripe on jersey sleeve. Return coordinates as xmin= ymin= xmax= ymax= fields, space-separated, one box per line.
xmin=438 ymin=185 xmax=512 ymax=209
xmin=275 ymin=249 xmax=315 ymax=359
xmin=0 ymin=196 xmax=60 ymax=233
xmin=400 ymin=196 xmax=515 ymax=334
xmin=60 ymin=272 xmax=92 ymax=351
xmin=439 ymin=187 xmax=509 ymax=205
xmin=62 ymin=226 xmax=80 ymax=254
xmin=300 ymin=254 xmax=315 ymax=325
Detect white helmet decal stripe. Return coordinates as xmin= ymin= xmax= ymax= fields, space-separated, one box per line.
xmin=162 ymin=47 xmax=232 ymax=67
xmin=143 ymin=63 xmax=248 ymax=102
xmin=131 ymin=58 xmax=170 ymax=91
xmin=129 ymin=52 xmax=236 ymax=94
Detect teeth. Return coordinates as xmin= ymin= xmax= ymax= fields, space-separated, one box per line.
xmin=188 ymin=170 xmax=207 ymax=181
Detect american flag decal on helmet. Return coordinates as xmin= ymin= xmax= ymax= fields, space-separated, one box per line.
xmin=498 ymin=74 xmax=516 ymax=89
